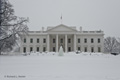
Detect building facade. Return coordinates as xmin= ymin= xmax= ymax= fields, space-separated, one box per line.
xmin=20 ymin=24 xmax=104 ymax=53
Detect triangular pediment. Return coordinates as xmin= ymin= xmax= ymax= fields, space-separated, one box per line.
xmin=47 ymin=24 xmax=77 ymax=32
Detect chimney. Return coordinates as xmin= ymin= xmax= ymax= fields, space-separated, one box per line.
xmin=80 ymin=26 xmax=82 ymax=31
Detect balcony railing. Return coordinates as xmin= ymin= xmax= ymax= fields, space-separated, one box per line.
xmin=80 ymin=31 xmax=103 ymax=34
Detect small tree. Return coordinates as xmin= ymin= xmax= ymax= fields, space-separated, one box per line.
xmin=0 ymin=0 xmax=29 ymax=54
xmin=104 ymin=37 xmax=118 ymax=53
xmin=117 ymin=38 xmax=120 ymax=53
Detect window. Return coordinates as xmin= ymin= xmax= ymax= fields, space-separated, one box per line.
xmin=30 ymin=38 xmax=33 ymax=43
xmin=43 ymin=38 xmax=46 ymax=43
xmin=43 ymin=47 xmax=46 ymax=52
xmin=61 ymin=39 xmax=63 ymax=43
xmin=91 ymin=47 xmax=94 ymax=52
xmin=53 ymin=39 xmax=56 ymax=43
xmin=98 ymin=38 xmax=100 ymax=43
xmin=30 ymin=47 xmax=33 ymax=52
xmin=78 ymin=47 xmax=80 ymax=51
xmin=37 ymin=38 xmax=39 ymax=43
xmin=84 ymin=47 xmax=87 ymax=52
xmin=36 ymin=47 xmax=39 ymax=52
xmin=24 ymin=38 xmax=26 ymax=43
xmin=23 ymin=47 xmax=26 ymax=53
xmin=91 ymin=38 xmax=94 ymax=43
xmin=68 ymin=38 xmax=71 ymax=43
xmin=98 ymin=47 xmax=101 ymax=52
xmin=84 ymin=38 xmax=87 ymax=43
xmin=68 ymin=47 xmax=71 ymax=52
xmin=53 ymin=47 xmax=56 ymax=52
xmin=78 ymin=38 xmax=80 ymax=43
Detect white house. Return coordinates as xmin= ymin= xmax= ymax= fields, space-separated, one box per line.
xmin=20 ymin=24 xmax=104 ymax=53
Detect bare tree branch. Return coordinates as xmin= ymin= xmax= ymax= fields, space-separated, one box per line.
xmin=104 ymin=37 xmax=118 ymax=53
xmin=0 ymin=0 xmax=29 ymax=54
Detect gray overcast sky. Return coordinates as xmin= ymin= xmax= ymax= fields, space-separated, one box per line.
xmin=9 ymin=0 xmax=120 ymax=37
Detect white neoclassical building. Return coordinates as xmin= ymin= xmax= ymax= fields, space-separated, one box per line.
xmin=20 ymin=24 xmax=104 ymax=53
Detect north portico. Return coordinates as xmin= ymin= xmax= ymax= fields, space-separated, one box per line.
xmin=47 ymin=24 xmax=77 ymax=52
xmin=20 ymin=24 xmax=104 ymax=53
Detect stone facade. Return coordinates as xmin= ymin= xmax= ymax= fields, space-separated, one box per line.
xmin=20 ymin=24 xmax=104 ymax=53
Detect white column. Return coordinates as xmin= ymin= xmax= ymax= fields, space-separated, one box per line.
xmin=65 ymin=34 xmax=67 ymax=53
xmin=47 ymin=34 xmax=50 ymax=52
xmin=56 ymin=34 xmax=58 ymax=52
xmin=74 ymin=34 xmax=76 ymax=52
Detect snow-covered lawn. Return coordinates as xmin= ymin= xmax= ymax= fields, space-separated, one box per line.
xmin=0 ymin=52 xmax=120 ymax=80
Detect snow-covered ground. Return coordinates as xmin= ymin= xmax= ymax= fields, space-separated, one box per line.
xmin=0 ymin=52 xmax=120 ymax=80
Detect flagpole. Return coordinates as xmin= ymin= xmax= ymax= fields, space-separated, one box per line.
xmin=61 ymin=14 xmax=62 ymax=24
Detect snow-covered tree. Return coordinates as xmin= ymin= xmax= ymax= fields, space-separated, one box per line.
xmin=116 ymin=38 xmax=120 ymax=53
xmin=0 ymin=0 xmax=29 ymax=54
xmin=104 ymin=37 xmax=118 ymax=53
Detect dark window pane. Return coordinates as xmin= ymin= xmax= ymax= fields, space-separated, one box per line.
xmin=78 ymin=47 xmax=80 ymax=50
xmin=30 ymin=38 xmax=33 ymax=43
xmin=78 ymin=39 xmax=80 ymax=43
xmin=24 ymin=38 xmax=26 ymax=43
xmin=53 ymin=39 xmax=56 ymax=43
xmin=98 ymin=38 xmax=100 ymax=43
xmin=53 ymin=47 xmax=56 ymax=52
xmin=85 ymin=47 xmax=87 ymax=52
xmin=91 ymin=38 xmax=94 ymax=43
xmin=43 ymin=38 xmax=46 ymax=43
xmin=84 ymin=38 xmax=87 ymax=43
xmin=43 ymin=47 xmax=46 ymax=52
xmin=37 ymin=47 xmax=39 ymax=52
xmin=68 ymin=38 xmax=71 ymax=43
xmin=68 ymin=47 xmax=71 ymax=52
xmin=98 ymin=47 xmax=101 ymax=52
xmin=30 ymin=47 xmax=33 ymax=52
xmin=23 ymin=47 xmax=26 ymax=53
xmin=37 ymin=38 xmax=39 ymax=43
xmin=91 ymin=47 xmax=94 ymax=52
